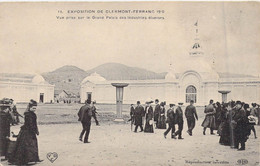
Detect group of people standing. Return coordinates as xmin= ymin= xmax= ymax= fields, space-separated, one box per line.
xmin=0 ymin=98 xmax=42 ymax=165
xmin=201 ymin=99 xmax=258 ymax=150
xmin=129 ymin=99 xmax=200 ymax=140
xmin=129 ymin=98 xmax=259 ymax=151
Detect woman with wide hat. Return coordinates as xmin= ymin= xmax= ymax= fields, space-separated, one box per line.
xmin=0 ymin=100 xmax=12 ymax=160
xmin=157 ymin=102 xmax=167 ymax=129
xmin=144 ymin=100 xmax=154 ymax=133
xmin=8 ymin=99 xmax=42 ymax=165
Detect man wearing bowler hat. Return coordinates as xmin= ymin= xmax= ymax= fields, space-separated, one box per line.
xmin=175 ymin=102 xmax=184 ymax=139
xmin=134 ymin=101 xmax=145 ymax=132
xmin=154 ymin=99 xmax=160 ymax=129
xmin=232 ymin=101 xmax=249 ymax=150
xmin=78 ymin=99 xmax=92 ymax=143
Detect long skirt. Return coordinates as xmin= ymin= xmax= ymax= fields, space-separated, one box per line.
xmin=144 ymin=120 xmax=154 ymax=133
xmin=219 ymin=122 xmax=230 ymax=145
xmin=158 ymin=116 xmax=166 ymax=129
xmin=201 ymin=115 xmax=216 ymax=129
xmin=8 ymin=129 xmax=40 ymax=165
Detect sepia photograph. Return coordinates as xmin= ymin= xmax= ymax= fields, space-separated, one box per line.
xmin=0 ymin=1 xmax=259 ymax=166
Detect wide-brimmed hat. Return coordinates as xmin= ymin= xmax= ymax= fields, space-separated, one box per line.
xmin=145 ymin=100 xmax=153 ymax=104
xmin=178 ymin=102 xmax=183 ymax=105
xmin=235 ymin=100 xmax=242 ymax=105
xmin=169 ymin=104 xmax=175 ymax=107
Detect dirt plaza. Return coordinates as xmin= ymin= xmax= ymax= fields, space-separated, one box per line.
xmin=1 ymin=104 xmax=259 ymax=166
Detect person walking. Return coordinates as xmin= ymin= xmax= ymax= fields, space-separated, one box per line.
xmin=134 ymin=101 xmax=145 ymax=132
xmin=175 ymin=102 xmax=184 ymax=139
xmin=185 ymin=100 xmax=198 ymax=136
xmin=78 ymin=99 xmax=92 ymax=143
xmin=128 ymin=104 xmax=135 ymax=122
xmin=249 ymin=103 xmax=258 ymax=138
xmin=144 ymin=101 xmax=154 ymax=133
xmin=232 ymin=101 xmax=250 ymax=150
xmin=91 ymin=101 xmax=100 ymax=126
xmin=164 ymin=104 xmax=176 ymax=139
xmin=158 ymin=102 xmax=167 ymax=129
xmin=202 ymin=100 xmax=216 ymax=135
xmin=153 ymin=99 xmax=160 ymax=129
xmin=8 ymin=100 xmax=42 ymax=165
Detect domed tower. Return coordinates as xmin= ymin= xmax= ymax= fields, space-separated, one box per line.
xmin=176 ymin=20 xmax=219 ymax=105
xmin=32 ymin=74 xmax=46 ymax=84
xmin=80 ymin=72 xmax=106 ymax=103
xmin=189 ymin=20 xmax=204 ymax=57
xmin=165 ymin=63 xmax=177 ymax=82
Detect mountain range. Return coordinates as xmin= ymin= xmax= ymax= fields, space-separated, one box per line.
xmin=42 ymin=63 xmax=167 ymax=95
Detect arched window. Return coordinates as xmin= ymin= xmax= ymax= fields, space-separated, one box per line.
xmin=186 ymin=85 xmax=197 ymax=103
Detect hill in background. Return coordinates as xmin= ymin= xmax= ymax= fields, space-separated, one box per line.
xmin=42 ymin=63 xmax=167 ymax=95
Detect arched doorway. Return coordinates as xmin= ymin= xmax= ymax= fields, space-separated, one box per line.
xmin=186 ymin=85 xmax=197 ymax=103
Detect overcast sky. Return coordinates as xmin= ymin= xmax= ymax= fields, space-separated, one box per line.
xmin=0 ymin=2 xmax=259 ymax=76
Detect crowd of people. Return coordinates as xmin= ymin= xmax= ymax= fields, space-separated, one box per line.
xmin=0 ymin=98 xmax=42 ymax=165
xmin=128 ymin=99 xmax=259 ymax=151
xmin=201 ymin=100 xmax=259 ymax=150
xmin=128 ymin=99 xmax=198 ymax=139
xmin=0 ymin=97 xmax=259 ymax=165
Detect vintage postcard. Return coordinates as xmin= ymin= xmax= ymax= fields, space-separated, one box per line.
xmin=0 ymin=2 xmax=259 ymax=166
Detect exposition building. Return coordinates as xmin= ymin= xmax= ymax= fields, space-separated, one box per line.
xmin=0 ymin=73 xmax=54 ymax=103
xmin=80 ymin=28 xmax=260 ymax=106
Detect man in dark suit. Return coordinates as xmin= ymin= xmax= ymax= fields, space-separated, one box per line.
xmin=232 ymin=101 xmax=249 ymax=150
xmin=78 ymin=99 xmax=92 ymax=143
xmin=153 ymin=99 xmax=160 ymax=129
xmin=185 ymin=100 xmax=198 ymax=136
xmin=128 ymin=104 xmax=135 ymax=123
xmin=164 ymin=104 xmax=176 ymax=139
xmin=134 ymin=101 xmax=145 ymax=132
xmin=175 ymin=102 xmax=184 ymax=139
xmin=91 ymin=101 xmax=100 ymax=126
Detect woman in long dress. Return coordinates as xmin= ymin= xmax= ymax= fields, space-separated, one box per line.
xmin=218 ymin=103 xmax=230 ymax=146
xmin=144 ymin=101 xmax=154 ymax=133
xmin=215 ymin=102 xmax=222 ymax=133
xmin=8 ymin=100 xmax=42 ymax=165
xmin=157 ymin=102 xmax=166 ymax=129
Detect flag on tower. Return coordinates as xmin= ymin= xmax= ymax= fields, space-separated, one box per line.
xmin=194 ymin=20 xmax=198 ymax=26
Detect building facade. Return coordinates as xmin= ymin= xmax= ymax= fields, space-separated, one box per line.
xmin=0 ymin=73 xmax=54 ymax=103
xmin=80 ymin=26 xmax=260 ymax=105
